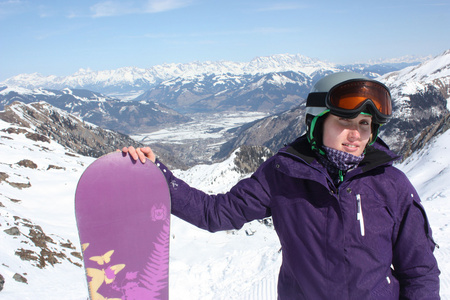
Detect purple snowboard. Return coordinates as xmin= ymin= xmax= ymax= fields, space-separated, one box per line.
xmin=75 ymin=152 xmax=170 ymax=300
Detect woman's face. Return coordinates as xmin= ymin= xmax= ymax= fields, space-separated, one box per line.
xmin=322 ymin=113 xmax=372 ymax=157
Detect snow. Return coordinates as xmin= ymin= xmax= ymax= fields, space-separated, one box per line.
xmin=380 ymin=50 xmax=450 ymax=102
xmin=1 ymin=53 xmax=338 ymax=94
xmin=1 ymin=112 xmax=450 ymax=300
xmin=396 ymin=129 xmax=450 ymax=297
xmin=377 ymin=50 xmax=450 ymax=114
xmin=132 ymin=111 xmax=268 ymax=144
xmin=0 ymin=120 xmax=92 ymax=299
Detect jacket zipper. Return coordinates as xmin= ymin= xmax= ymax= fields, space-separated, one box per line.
xmin=356 ymin=194 xmax=365 ymax=236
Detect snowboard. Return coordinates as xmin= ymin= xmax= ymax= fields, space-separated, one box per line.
xmin=75 ymin=152 xmax=171 ymax=300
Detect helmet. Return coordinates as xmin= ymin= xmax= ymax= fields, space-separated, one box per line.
xmin=305 ymin=72 xmax=392 ymax=152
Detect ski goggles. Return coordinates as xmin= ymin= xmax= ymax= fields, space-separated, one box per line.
xmin=326 ymin=79 xmax=392 ymax=124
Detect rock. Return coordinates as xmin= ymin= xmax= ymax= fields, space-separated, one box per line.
xmin=25 ymin=132 xmax=50 ymax=143
xmin=0 ymin=101 xmax=144 ymax=158
xmin=8 ymin=181 xmax=31 ymax=190
xmin=0 ymin=273 xmax=5 ymax=291
xmin=13 ymin=273 xmax=27 ymax=284
xmin=233 ymin=145 xmax=274 ymax=174
xmin=47 ymin=165 xmax=65 ymax=171
xmin=4 ymin=226 xmax=20 ymax=236
xmin=0 ymin=172 xmax=9 ymax=183
xmin=17 ymin=159 xmax=38 ymax=169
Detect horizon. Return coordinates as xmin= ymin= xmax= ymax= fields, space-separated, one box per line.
xmin=1 ymin=0 xmax=449 ymax=81
xmin=0 ymin=51 xmax=441 ymax=82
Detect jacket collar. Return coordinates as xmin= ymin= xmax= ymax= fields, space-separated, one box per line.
xmin=282 ymin=134 xmax=400 ymax=173
xmin=360 ymin=138 xmax=401 ymax=172
xmin=284 ymin=135 xmax=317 ymax=164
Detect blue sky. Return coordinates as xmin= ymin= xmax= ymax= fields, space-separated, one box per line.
xmin=0 ymin=0 xmax=449 ymax=81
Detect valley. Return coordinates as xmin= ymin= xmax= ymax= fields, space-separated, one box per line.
xmin=132 ymin=111 xmax=269 ymax=165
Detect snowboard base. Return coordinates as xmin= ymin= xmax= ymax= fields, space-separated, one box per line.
xmin=75 ymin=152 xmax=171 ymax=300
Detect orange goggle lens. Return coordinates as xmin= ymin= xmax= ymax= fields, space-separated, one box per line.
xmin=328 ymin=80 xmax=392 ymax=116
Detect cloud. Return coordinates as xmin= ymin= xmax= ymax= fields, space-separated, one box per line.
xmin=0 ymin=0 xmax=23 ymax=5
xmin=0 ymin=0 xmax=26 ymax=18
xmin=256 ymin=2 xmax=308 ymax=12
xmin=90 ymin=1 xmax=133 ymax=17
xmin=90 ymin=0 xmax=193 ymax=17
xmin=144 ymin=0 xmax=192 ymax=13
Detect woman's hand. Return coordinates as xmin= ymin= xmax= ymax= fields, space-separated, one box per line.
xmin=121 ymin=146 xmax=156 ymax=164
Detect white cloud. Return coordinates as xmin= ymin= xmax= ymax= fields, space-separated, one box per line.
xmin=256 ymin=2 xmax=308 ymax=12
xmin=90 ymin=0 xmax=193 ymax=17
xmin=0 ymin=0 xmax=25 ymax=18
xmin=90 ymin=1 xmax=134 ymax=17
xmin=144 ymin=0 xmax=193 ymax=13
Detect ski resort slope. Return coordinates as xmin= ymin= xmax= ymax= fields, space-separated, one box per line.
xmin=0 ymin=116 xmax=449 ymax=299
xmin=397 ymin=129 xmax=450 ymax=299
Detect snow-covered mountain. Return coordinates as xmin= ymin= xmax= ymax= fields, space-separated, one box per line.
xmin=0 ymin=52 xmax=434 ymax=133
xmin=1 ymin=53 xmax=420 ymax=100
xmin=378 ymin=49 xmax=450 ymax=152
xmin=0 ymin=101 xmax=143 ymax=157
xmin=0 ymin=100 xmax=449 ymax=299
xmin=1 ymin=50 xmax=448 ymax=165
xmin=0 ymin=54 xmax=333 ymax=92
xmin=381 ymin=50 xmax=450 ymax=88
xmin=135 ymin=71 xmax=313 ymax=113
xmin=0 ymin=87 xmax=192 ymax=134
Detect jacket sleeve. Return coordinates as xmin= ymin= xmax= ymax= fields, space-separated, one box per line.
xmin=154 ymin=159 xmax=272 ymax=232
xmin=391 ymin=173 xmax=440 ymax=299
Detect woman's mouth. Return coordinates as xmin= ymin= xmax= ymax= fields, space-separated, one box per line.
xmin=342 ymin=143 xmax=360 ymax=152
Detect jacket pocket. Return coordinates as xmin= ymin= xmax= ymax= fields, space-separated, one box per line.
xmin=370 ymin=272 xmax=399 ymax=299
xmin=355 ymin=193 xmax=395 ymax=255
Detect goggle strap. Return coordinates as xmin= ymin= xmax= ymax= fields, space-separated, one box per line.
xmin=308 ymin=110 xmax=329 ymax=155
xmin=306 ymin=92 xmax=328 ymax=107
xmin=368 ymin=124 xmax=382 ymax=146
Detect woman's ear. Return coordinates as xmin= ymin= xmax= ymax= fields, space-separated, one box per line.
xmin=368 ymin=133 xmax=374 ymax=145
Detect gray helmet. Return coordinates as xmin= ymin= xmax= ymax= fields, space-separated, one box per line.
xmin=305 ymin=72 xmax=370 ymax=120
xmin=305 ymin=72 xmax=392 ymax=151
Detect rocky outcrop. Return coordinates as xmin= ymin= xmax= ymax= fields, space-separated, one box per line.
xmin=233 ymin=145 xmax=274 ymax=174
xmin=0 ymin=101 xmax=142 ymax=158
xmin=400 ymin=112 xmax=450 ymax=161
xmin=0 ymin=88 xmax=192 ymax=134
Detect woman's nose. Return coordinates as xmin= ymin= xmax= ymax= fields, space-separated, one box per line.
xmin=347 ymin=127 xmax=361 ymax=140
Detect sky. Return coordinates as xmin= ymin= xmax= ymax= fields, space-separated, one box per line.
xmin=0 ymin=0 xmax=449 ymax=81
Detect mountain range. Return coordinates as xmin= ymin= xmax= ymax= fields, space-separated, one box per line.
xmin=0 ymin=87 xmax=191 ymax=134
xmin=1 ymin=53 xmax=425 ymax=99
xmin=1 ymin=50 xmax=449 ymax=165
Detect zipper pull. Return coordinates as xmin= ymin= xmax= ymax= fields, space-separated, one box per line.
xmin=356 ymin=194 xmax=365 ymax=236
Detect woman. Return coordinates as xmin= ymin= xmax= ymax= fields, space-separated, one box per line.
xmin=124 ymin=72 xmax=440 ymax=299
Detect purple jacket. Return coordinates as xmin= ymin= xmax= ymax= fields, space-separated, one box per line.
xmin=157 ymin=135 xmax=440 ymax=299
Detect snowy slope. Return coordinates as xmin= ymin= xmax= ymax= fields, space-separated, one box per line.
xmin=1 ymin=116 xmax=450 ymax=299
xmin=397 ymin=129 xmax=450 ymax=298
xmin=380 ymin=49 xmax=450 ymax=110
xmin=0 ymin=119 xmax=92 ymax=299
xmin=170 ymin=153 xmax=281 ymax=299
